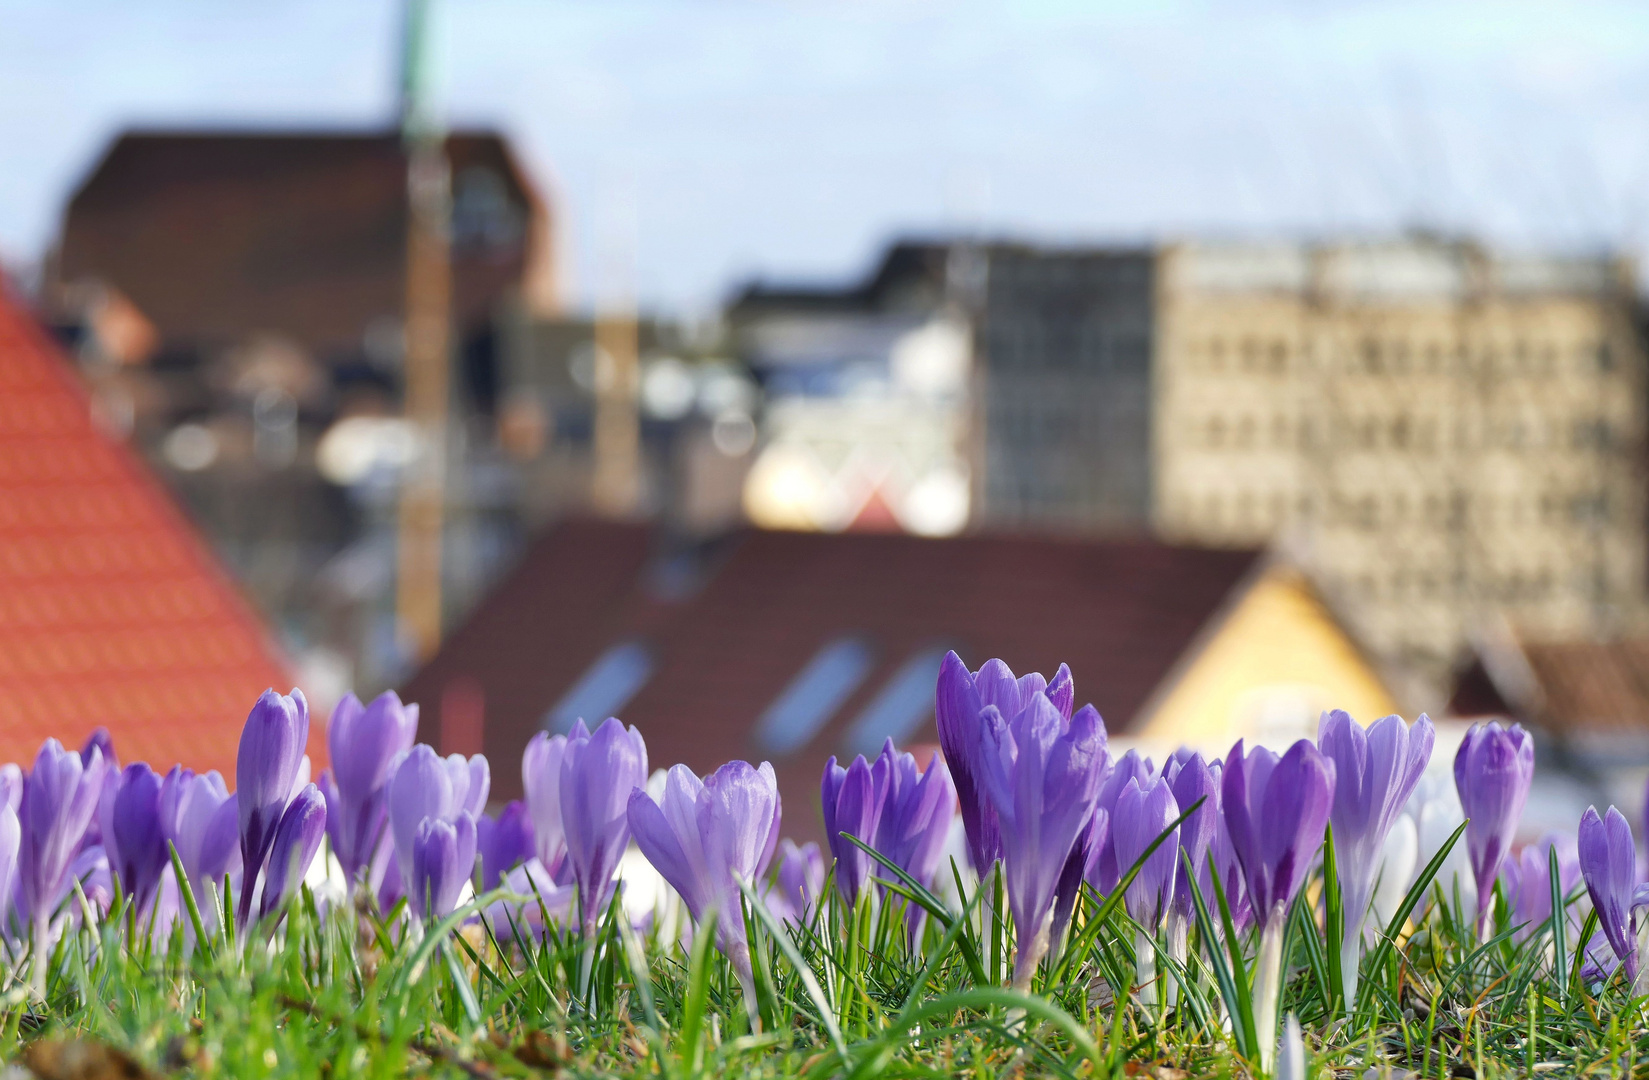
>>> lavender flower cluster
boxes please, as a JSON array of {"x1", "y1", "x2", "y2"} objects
[{"x1": 2, "y1": 646, "x2": 1646, "y2": 1061}]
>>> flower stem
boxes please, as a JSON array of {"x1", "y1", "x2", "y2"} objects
[
  {"x1": 1253, "y1": 906, "x2": 1287, "y2": 1074},
  {"x1": 1010, "y1": 907, "x2": 1052, "y2": 994},
  {"x1": 1135, "y1": 929, "x2": 1158, "y2": 1012}
]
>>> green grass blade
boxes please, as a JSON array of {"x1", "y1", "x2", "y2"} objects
[
  {"x1": 1323, "y1": 821, "x2": 1344, "y2": 1017},
  {"x1": 1356, "y1": 817, "x2": 1467, "y2": 1018}
]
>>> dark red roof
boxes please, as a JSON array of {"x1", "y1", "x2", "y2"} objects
[
  {"x1": 57, "y1": 129, "x2": 545, "y2": 355},
  {"x1": 402, "y1": 520, "x2": 1259, "y2": 843},
  {"x1": 0, "y1": 284, "x2": 310, "y2": 776}
]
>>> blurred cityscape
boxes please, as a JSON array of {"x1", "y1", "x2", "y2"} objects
[{"x1": 4, "y1": 1, "x2": 1649, "y2": 837}]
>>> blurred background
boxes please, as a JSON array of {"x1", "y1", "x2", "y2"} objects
[{"x1": 4, "y1": 0, "x2": 1649, "y2": 838}]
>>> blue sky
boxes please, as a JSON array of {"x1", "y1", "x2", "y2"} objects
[{"x1": 4, "y1": 0, "x2": 1649, "y2": 313}]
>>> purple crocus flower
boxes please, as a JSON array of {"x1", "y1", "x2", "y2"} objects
[
  {"x1": 977, "y1": 692, "x2": 1106, "y2": 991},
  {"x1": 259, "y1": 783, "x2": 327, "y2": 921},
  {"x1": 1317, "y1": 710, "x2": 1434, "y2": 1006},
  {"x1": 18, "y1": 739, "x2": 109, "y2": 986},
  {"x1": 820, "y1": 752, "x2": 889, "y2": 903},
  {"x1": 410, "y1": 812, "x2": 479, "y2": 922},
  {"x1": 0, "y1": 803, "x2": 18, "y2": 935},
  {"x1": 627, "y1": 760, "x2": 781, "y2": 997},
  {"x1": 560, "y1": 718, "x2": 648, "y2": 935},
  {"x1": 388, "y1": 745, "x2": 466, "y2": 888},
  {"x1": 160, "y1": 767, "x2": 241, "y2": 895},
  {"x1": 935, "y1": 652, "x2": 1074, "y2": 875},
  {"x1": 1087, "y1": 750, "x2": 1155, "y2": 895},
  {"x1": 1453, "y1": 721, "x2": 1535, "y2": 941},
  {"x1": 478, "y1": 801, "x2": 535, "y2": 891},
  {"x1": 446, "y1": 753, "x2": 491, "y2": 818},
  {"x1": 1578, "y1": 805, "x2": 1649, "y2": 994},
  {"x1": 1114, "y1": 777, "x2": 1180, "y2": 929},
  {"x1": 768, "y1": 839, "x2": 825, "y2": 925},
  {"x1": 1164, "y1": 752, "x2": 1218, "y2": 923},
  {"x1": 1501, "y1": 833, "x2": 1580, "y2": 943},
  {"x1": 235, "y1": 689, "x2": 310, "y2": 929},
  {"x1": 103, "y1": 763, "x2": 168, "y2": 916},
  {"x1": 318, "y1": 691, "x2": 418, "y2": 888},
  {"x1": 1113, "y1": 776, "x2": 1180, "y2": 1007},
  {"x1": 522, "y1": 731, "x2": 569, "y2": 878},
  {"x1": 1222, "y1": 738, "x2": 1335, "y2": 1071},
  {"x1": 871, "y1": 740, "x2": 956, "y2": 936},
  {"x1": 1206, "y1": 760, "x2": 1252, "y2": 935}
]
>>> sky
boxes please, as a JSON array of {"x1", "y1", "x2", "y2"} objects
[{"x1": 4, "y1": 0, "x2": 1649, "y2": 314}]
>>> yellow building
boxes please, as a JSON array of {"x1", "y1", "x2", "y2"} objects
[
  {"x1": 1121, "y1": 560, "x2": 1402, "y2": 758},
  {"x1": 1153, "y1": 239, "x2": 1647, "y2": 694}
]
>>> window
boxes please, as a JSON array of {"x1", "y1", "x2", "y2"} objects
[
  {"x1": 542, "y1": 641, "x2": 652, "y2": 734},
  {"x1": 755, "y1": 637, "x2": 875, "y2": 755},
  {"x1": 841, "y1": 648, "x2": 949, "y2": 759}
]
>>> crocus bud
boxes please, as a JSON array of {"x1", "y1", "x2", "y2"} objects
[
  {"x1": 978, "y1": 694, "x2": 1107, "y2": 992},
  {"x1": 235, "y1": 689, "x2": 310, "y2": 926},
  {"x1": 410, "y1": 812, "x2": 478, "y2": 922},
  {"x1": 320, "y1": 691, "x2": 418, "y2": 886},
  {"x1": 628, "y1": 760, "x2": 781, "y2": 991},
  {"x1": 1317, "y1": 710, "x2": 1433, "y2": 1006},
  {"x1": 477, "y1": 801, "x2": 535, "y2": 891},
  {"x1": 770, "y1": 839, "x2": 825, "y2": 925},
  {"x1": 259, "y1": 784, "x2": 327, "y2": 921},
  {"x1": 1165, "y1": 751, "x2": 1219, "y2": 924},
  {"x1": 159, "y1": 766, "x2": 240, "y2": 925},
  {"x1": 1500, "y1": 833, "x2": 1579, "y2": 943},
  {"x1": 18, "y1": 738, "x2": 108, "y2": 990},
  {"x1": 105, "y1": 763, "x2": 168, "y2": 916},
  {"x1": 1578, "y1": 805, "x2": 1649, "y2": 994},
  {"x1": 1453, "y1": 721, "x2": 1534, "y2": 939},
  {"x1": 1114, "y1": 776, "x2": 1180, "y2": 931},
  {"x1": 560, "y1": 718, "x2": 648, "y2": 935},
  {"x1": 522, "y1": 732, "x2": 569, "y2": 877},
  {"x1": 19, "y1": 740, "x2": 108, "y2": 920},
  {"x1": 868, "y1": 740, "x2": 956, "y2": 937},
  {"x1": 1087, "y1": 749, "x2": 1154, "y2": 895},
  {"x1": 1222, "y1": 738, "x2": 1334, "y2": 1071},
  {"x1": 820, "y1": 753, "x2": 888, "y2": 903}
]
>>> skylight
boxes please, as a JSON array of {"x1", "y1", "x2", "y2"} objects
[
  {"x1": 841, "y1": 647, "x2": 948, "y2": 759},
  {"x1": 542, "y1": 640, "x2": 653, "y2": 734},
  {"x1": 755, "y1": 637, "x2": 875, "y2": 755}
]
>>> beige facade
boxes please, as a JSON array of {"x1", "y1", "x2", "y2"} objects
[{"x1": 1153, "y1": 239, "x2": 1646, "y2": 689}]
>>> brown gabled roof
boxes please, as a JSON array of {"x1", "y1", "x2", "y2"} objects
[
  {"x1": 1449, "y1": 632, "x2": 1649, "y2": 738},
  {"x1": 0, "y1": 282, "x2": 312, "y2": 776},
  {"x1": 402, "y1": 520, "x2": 1260, "y2": 841},
  {"x1": 57, "y1": 129, "x2": 545, "y2": 355}
]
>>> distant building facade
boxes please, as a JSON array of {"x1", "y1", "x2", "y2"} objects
[
  {"x1": 1152, "y1": 238, "x2": 1647, "y2": 681},
  {"x1": 729, "y1": 241, "x2": 1155, "y2": 536},
  {"x1": 975, "y1": 248, "x2": 1154, "y2": 530}
]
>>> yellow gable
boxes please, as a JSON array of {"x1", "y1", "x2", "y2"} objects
[{"x1": 1125, "y1": 562, "x2": 1401, "y2": 757}]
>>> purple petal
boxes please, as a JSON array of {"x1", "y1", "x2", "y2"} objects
[
  {"x1": 1114, "y1": 776, "x2": 1179, "y2": 929},
  {"x1": 109, "y1": 763, "x2": 167, "y2": 914},
  {"x1": 236, "y1": 689, "x2": 309, "y2": 888},
  {"x1": 388, "y1": 744, "x2": 455, "y2": 885},
  {"x1": 522, "y1": 732, "x2": 569, "y2": 875},
  {"x1": 259, "y1": 783, "x2": 327, "y2": 920},
  {"x1": 559, "y1": 718, "x2": 647, "y2": 933}
]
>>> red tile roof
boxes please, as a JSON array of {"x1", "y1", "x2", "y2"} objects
[
  {"x1": 0, "y1": 284, "x2": 310, "y2": 776},
  {"x1": 402, "y1": 519, "x2": 1260, "y2": 843}
]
